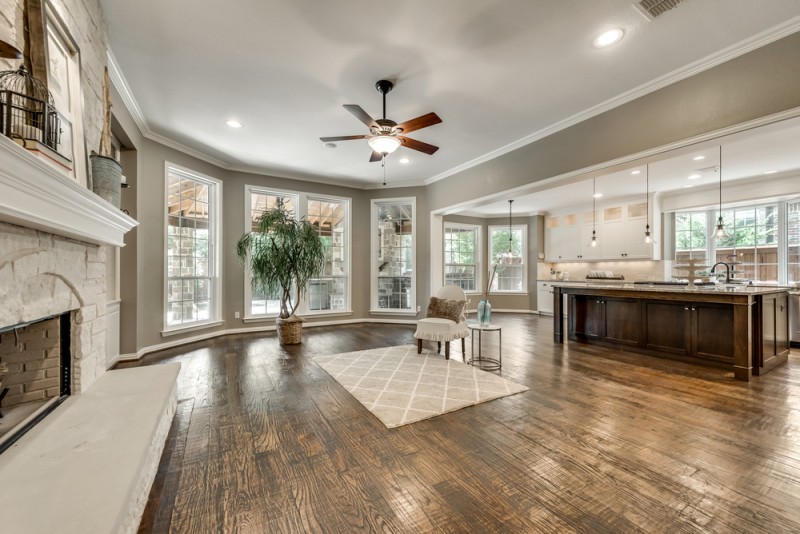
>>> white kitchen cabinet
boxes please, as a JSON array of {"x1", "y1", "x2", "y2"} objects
[
  {"x1": 537, "y1": 281, "x2": 553, "y2": 314},
  {"x1": 545, "y1": 202, "x2": 657, "y2": 262}
]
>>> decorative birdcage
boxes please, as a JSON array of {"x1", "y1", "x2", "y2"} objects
[{"x1": 0, "y1": 65, "x2": 61, "y2": 153}]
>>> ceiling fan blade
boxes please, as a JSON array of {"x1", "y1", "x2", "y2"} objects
[
  {"x1": 369, "y1": 150, "x2": 383, "y2": 162},
  {"x1": 344, "y1": 105, "x2": 378, "y2": 129},
  {"x1": 319, "y1": 135, "x2": 368, "y2": 142},
  {"x1": 398, "y1": 136, "x2": 439, "y2": 155},
  {"x1": 395, "y1": 112, "x2": 442, "y2": 135}
]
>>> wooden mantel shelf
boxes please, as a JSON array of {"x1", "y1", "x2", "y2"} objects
[{"x1": 0, "y1": 136, "x2": 137, "y2": 247}]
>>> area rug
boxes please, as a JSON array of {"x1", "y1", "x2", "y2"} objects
[{"x1": 314, "y1": 345, "x2": 528, "y2": 428}]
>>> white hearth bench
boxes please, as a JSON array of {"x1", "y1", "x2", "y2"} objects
[{"x1": 0, "y1": 363, "x2": 180, "y2": 534}]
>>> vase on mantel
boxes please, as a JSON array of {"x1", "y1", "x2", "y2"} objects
[{"x1": 477, "y1": 298, "x2": 492, "y2": 327}]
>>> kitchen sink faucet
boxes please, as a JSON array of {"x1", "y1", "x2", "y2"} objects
[{"x1": 710, "y1": 262, "x2": 732, "y2": 283}]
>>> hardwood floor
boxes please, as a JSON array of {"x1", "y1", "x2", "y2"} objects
[{"x1": 118, "y1": 314, "x2": 800, "y2": 533}]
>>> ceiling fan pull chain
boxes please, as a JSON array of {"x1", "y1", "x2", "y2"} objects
[{"x1": 382, "y1": 156, "x2": 387, "y2": 186}]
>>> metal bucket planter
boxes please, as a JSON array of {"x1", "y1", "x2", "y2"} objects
[{"x1": 90, "y1": 154, "x2": 122, "y2": 208}]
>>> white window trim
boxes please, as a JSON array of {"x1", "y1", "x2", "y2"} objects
[
  {"x1": 243, "y1": 185, "x2": 353, "y2": 319},
  {"x1": 370, "y1": 197, "x2": 417, "y2": 314},
  {"x1": 443, "y1": 222, "x2": 482, "y2": 294},
  {"x1": 488, "y1": 224, "x2": 527, "y2": 294},
  {"x1": 162, "y1": 162, "x2": 222, "y2": 334}
]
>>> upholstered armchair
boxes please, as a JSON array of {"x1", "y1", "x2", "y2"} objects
[{"x1": 414, "y1": 285, "x2": 468, "y2": 359}]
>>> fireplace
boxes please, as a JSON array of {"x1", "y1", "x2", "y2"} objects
[{"x1": 0, "y1": 313, "x2": 71, "y2": 452}]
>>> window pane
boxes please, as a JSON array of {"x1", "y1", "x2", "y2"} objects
[
  {"x1": 166, "y1": 168, "x2": 217, "y2": 327},
  {"x1": 444, "y1": 225, "x2": 479, "y2": 292},
  {"x1": 489, "y1": 226, "x2": 525, "y2": 292},
  {"x1": 308, "y1": 198, "x2": 349, "y2": 311}
]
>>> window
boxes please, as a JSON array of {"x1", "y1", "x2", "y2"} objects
[
  {"x1": 489, "y1": 225, "x2": 526, "y2": 292},
  {"x1": 246, "y1": 189, "x2": 299, "y2": 317},
  {"x1": 372, "y1": 199, "x2": 415, "y2": 312},
  {"x1": 674, "y1": 212, "x2": 708, "y2": 262},
  {"x1": 715, "y1": 205, "x2": 778, "y2": 282},
  {"x1": 444, "y1": 224, "x2": 480, "y2": 291},
  {"x1": 245, "y1": 187, "x2": 351, "y2": 318},
  {"x1": 165, "y1": 164, "x2": 221, "y2": 330},
  {"x1": 673, "y1": 203, "x2": 783, "y2": 283},
  {"x1": 788, "y1": 199, "x2": 800, "y2": 284},
  {"x1": 306, "y1": 197, "x2": 349, "y2": 312}
]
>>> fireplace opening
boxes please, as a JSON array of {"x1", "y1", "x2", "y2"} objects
[{"x1": 0, "y1": 313, "x2": 71, "y2": 453}]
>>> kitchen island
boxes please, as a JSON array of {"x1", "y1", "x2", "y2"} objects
[{"x1": 553, "y1": 283, "x2": 791, "y2": 381}]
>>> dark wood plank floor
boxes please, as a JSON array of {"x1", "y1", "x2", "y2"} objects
[{"x1": 118, "y1": 314, "x2": 800, "y2": 533}]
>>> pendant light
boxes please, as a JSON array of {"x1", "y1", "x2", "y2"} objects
[
  {"x1": 500, "y1": 200, "x2": 516, "y2": 264},
  {"x1": 589, "y1": 178, "x2": 598, "y2": 248},
  {"x1": 712, "y1": 145, "x2": 729, "y2": 240},
  {"x1": 641, "y1": 164, "x2": 657, "y2": 244}
]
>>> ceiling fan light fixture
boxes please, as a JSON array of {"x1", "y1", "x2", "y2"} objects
[{"x1": 368, "y1": 135, "x2": 401, "y2": 155}]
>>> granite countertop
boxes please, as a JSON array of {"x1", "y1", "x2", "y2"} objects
[{"x1": 550, "y1": 282, "x2": 792, "y2": 295}]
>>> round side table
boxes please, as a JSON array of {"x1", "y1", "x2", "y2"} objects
[{"x1": 467, "y1": 323, "x2": 502, "y2": 371}]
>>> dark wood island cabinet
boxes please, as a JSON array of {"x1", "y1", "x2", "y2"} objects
[{"x1": 553, "y1": 283, "x2": 791, "y2": 381}]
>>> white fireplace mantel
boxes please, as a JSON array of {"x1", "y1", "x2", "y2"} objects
[{"x1": 0, "y1": 136, "x2": 137, "y2": 247}]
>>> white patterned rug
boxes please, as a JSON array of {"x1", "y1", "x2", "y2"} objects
[{"x1": 314, "y1": 345, "x2": 528, "y2": 428}]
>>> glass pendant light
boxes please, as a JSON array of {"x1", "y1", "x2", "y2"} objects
[
  {"x1": 641, "y1": 164, "x2": 657, "y2": 244},
  {"x1": 589, "y1": 178, "x2": 598, "y2": 247},
  {"x1": 500, "y1": 200, "x2": 516, "y2": 264},
  {"x1": 712, "y1": 145, "x2": 729, "y2": 240}
]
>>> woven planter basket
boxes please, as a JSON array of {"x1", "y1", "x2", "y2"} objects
[{"x1": 276, "y1": 316, "x2": 303, "y2": 345}]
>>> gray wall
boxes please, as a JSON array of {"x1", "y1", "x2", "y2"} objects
[
  {"x1": 112, "y1": 30, "x2": 800, "y2": 354},
  {"x1": 426, "y1": 32, "x2": 800, "y2": 213}
]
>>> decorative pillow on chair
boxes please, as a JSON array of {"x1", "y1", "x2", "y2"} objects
[{"x1": 426, "y1": 296, "x2": 466, "y2": 323}]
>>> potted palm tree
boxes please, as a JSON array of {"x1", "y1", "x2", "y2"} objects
[{"x1": 236, "y1": 203, "x2": 326, "y2": 345}]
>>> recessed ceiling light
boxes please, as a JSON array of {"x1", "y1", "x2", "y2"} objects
[
  {"x1": 226, "y1": 120, "x2": 242, "y2": 128},
  {"x1": 687, "y1": 174, "x2": 701, "y2": 180},
  {"x1": 763, "y1": 169, "x2": 778, "y2": 174},
  {"x1": 683, "y1": 185, "x2": 694, "y2": 188},
  {"x1": 594, "y1": 29, "x2": 624, "y2": 48},
  {"x1": 593, "y1": 193, "x2": 603, "y2": 198},
  {"x1": 631, "y1": 170, "x2": 641, "y2": 175},
  {"x1": 693, "y1": 155, "x2": 705, "y2": 161},
  {"x1": 399, "y1": 157, "x2": 410, "y2": 164}
]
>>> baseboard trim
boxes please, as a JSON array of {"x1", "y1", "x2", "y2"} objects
[{"x1": 113, "y1": 317, "x2": 419, "y2": 364}]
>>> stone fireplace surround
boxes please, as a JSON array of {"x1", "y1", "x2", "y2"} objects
[{"x1": 0, "y1": 136, "x2": 179, "y2": 533}]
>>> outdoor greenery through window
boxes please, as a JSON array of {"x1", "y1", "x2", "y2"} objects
[
  {"x1": 715, "y1": 205, "x2": 778, "y2": 281},
  {"x1": 675, "y1": 212, "x2": 708, "y2": 262},
  {"x1": 246, "y1": 188, "x2": 350, "y2": 317},
  {"x1": 675, "y1": 202, "x2": 788, "y2": 283},
  {"x1": 444, "y1": 224, "x2": 479, "y2": 291},
  {"x1": 489, "y1": 225, "x2": 525, "y2": 292},
  {"x1": 166, "y1": 165, "x2": 219, "y2": 328}
]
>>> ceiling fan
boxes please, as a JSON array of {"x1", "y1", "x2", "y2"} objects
[{"x1": 320, "y1": 80, "x2": 442, "y2": 162}]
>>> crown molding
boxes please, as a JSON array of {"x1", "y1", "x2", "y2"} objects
[{"x1": 424, "y1": 16, "x2": 800, "y2": 186}]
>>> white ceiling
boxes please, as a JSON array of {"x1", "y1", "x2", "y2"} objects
[
  {"x1": 103, "y1": 0, "x2": 800, "y2": 188},
  {"x1": 462, "y1": 115, "x2": 800, "y2": 216}
]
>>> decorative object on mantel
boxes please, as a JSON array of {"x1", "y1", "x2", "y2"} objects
[
  {"x1": 641, "y1": 164, "x2": 657, "y2": 245},
  {"x1": 673, "y1": 257, "x2": 710, "y2": 289},
  {"x1": 90, "y1": 67, "x2": 122, "y2": 208},
  {"x1": 236, "y1": 201, "x2": 326, "y2": 345},
  {"x1": 711, "y1": 145, "x2": 729, "y2": 241},
  {"x1": 0, "y1": 65, "x2": 65, "y2": 161}
]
